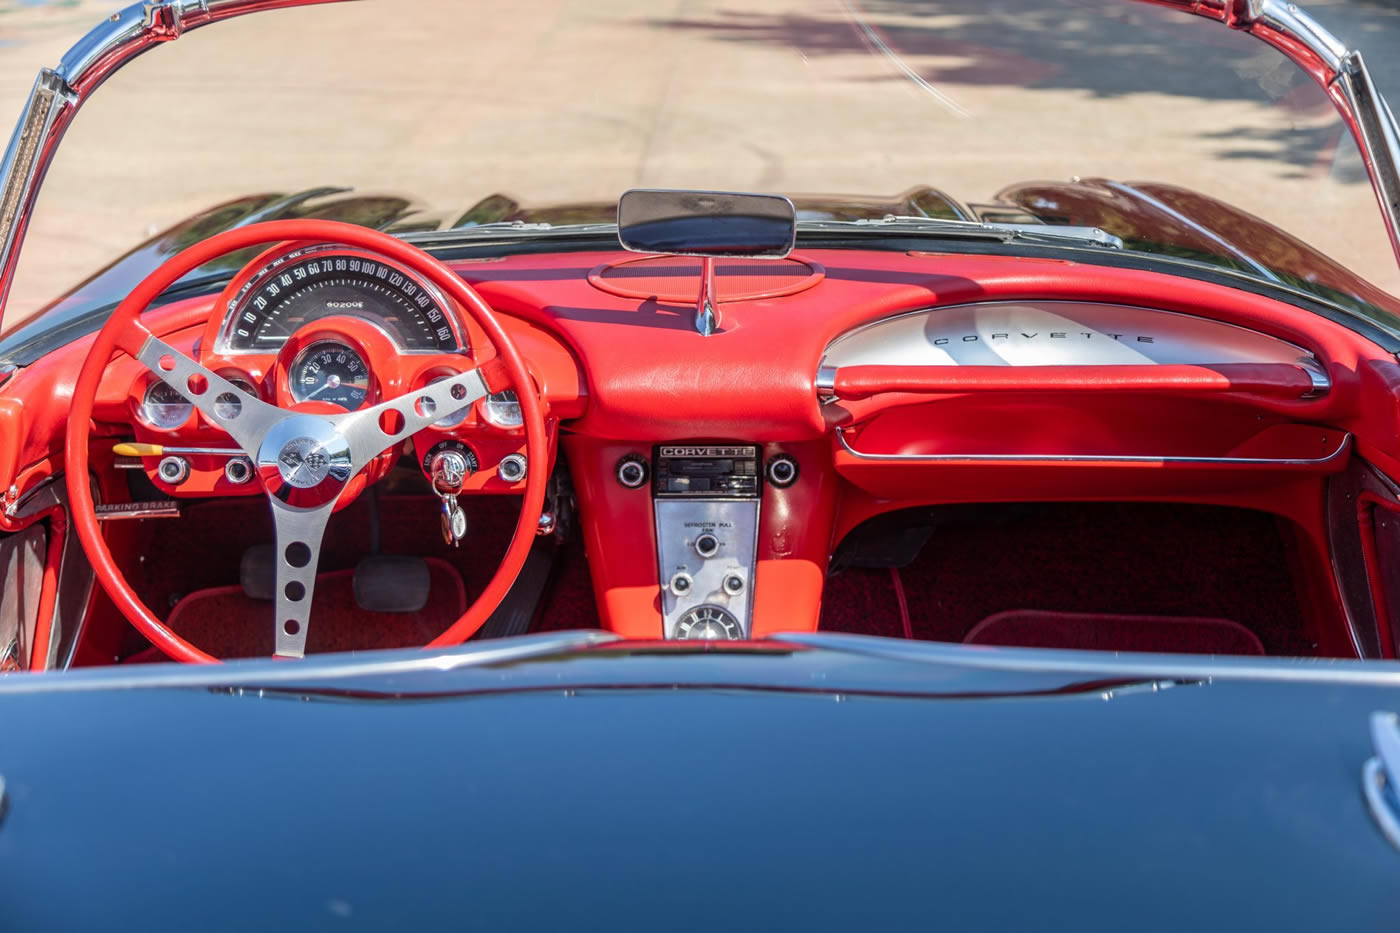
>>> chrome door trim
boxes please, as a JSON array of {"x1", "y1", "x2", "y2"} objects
[{"x1": 835, "y1": 425, "x2": 1353, "y2": 467}]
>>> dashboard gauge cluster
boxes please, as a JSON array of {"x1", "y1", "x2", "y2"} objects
[
  {"x1": 219, "y1": 246, "x2": 462, "y2": 354},
  {"x1": 127, "y1": 239, "x2": 554, "y2": 502}
]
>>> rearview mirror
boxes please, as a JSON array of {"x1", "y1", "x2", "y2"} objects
[
  {"x1": 617, "y1": 189, "x2": 796, "y2": 259},
  {"x1": 616, "y1": 189, "x2": 797, "y2": 336}
]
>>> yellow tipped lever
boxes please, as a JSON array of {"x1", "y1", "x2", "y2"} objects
[
  {"x1": 112, "y1": 443, "x2": 239, "y2": 458},
  {"x1": 113, "y1": 442, "x2": 163, "y2": 457}
]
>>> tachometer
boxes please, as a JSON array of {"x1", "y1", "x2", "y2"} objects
[
  {"x1": 289, "y1": 341, "x2": 370, "y2": 411},
  {"x1": 221, "y1": 247, "x2": 459, "y2": 353}
]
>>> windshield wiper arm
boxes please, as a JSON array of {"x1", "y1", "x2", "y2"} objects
[{"x1": 798, "y1": 216, "x2": 1124, "y2": 249}]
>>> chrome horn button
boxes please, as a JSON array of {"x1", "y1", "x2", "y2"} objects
[
  {"x1": 277, "y1": 435, "x2": 336, "y2": 488},
  {"x1": 256, "y1": 415, "x2": 352, "y2": 508}
]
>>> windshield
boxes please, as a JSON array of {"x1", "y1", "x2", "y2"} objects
[{"x1": 4, "y1": 0, "x2": 1399, "y2": 340}]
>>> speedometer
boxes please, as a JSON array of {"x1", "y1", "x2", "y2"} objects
[{"x1": 221, "y1": 247, "x2": 459, "y2": 353}]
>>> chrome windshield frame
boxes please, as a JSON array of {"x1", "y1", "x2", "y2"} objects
[
  {"x1": 0, "y1": 0, "x2": 351, "y2": 323},
  {"x1": 1148, "y1": 0, "x2": 1400, "y2": 268},
  {"x1": 0, "y1": 0, "x2": 1397, "y2": 330}
]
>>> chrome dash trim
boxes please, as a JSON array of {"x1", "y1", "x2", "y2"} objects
[
  {"x1": 835, "y1": 426, "x2": 1352, "y2": 467},
  {"x1": 1295, "y1": 355, "x2": 1331, "y2": 397}
]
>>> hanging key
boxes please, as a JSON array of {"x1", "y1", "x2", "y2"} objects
[{"x1": 429, "y1": 449, "x2": 470, "y2": 547}]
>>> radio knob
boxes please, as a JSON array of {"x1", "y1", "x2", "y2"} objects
[
  {"x1": 616, "y1": 455, "x2": 649, "y2": 489},
  {"x1": 668, "y1": 571, "x2": 694, "y2": 597},
  {"x1": 766, "y1": 454, "x2": 798, "y2": 488},
  {"x1": 694, "y1": 533, "x2": 720, "y2": 559}
]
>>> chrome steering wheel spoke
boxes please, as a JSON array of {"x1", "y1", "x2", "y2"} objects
[
  {"x1": 134, "y1": 333, "x2": 286, "y2": 452},
  {"x1": 331, "y1": 367, "x2": 490, "y2": 473},
  {"x1": 269, "y1": 498, "x2": 334, "y2": 659},
  {"x1": 133, "y1": 337, "x2": 493, "y2": 660}
]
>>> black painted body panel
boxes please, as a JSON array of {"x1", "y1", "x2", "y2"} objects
[{"x1": 0, "y1": 634, "x2": 1395, "y2": 930}]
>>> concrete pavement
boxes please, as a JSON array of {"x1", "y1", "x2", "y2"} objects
[{"x1": 0, "y1": 0, "x2": 1398, "y2": 326}]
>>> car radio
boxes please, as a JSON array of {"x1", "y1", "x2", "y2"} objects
[
  {"x1": 652, "y1": 445, "x2": 760, "y2": 498},
  {"x1": 651, "y1": 444, "x2": 761, "y2": 640}
]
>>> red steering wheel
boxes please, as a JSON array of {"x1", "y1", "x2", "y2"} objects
[{"x1": 65, "y1": 220, "x2": 548, "y2": 663}]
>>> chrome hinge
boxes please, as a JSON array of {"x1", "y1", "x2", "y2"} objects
[{"x1": 1363, "y1": 711, "x2": 1400, "y2": 851}]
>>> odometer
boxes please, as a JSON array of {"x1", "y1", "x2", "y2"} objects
[{"x1": 222, "y1": 248, "x2": 458, "y2": 353}]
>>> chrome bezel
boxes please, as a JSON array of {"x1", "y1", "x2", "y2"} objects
[
  {"x1": 139, "y1": 379, "x2": 194, "y2": 430},
  {"x1": 215, "y1": 244, "x2": 466, "y2": 356},
  {"x1": 481, "y1": 389, "x2": 523, "y2": 430}
]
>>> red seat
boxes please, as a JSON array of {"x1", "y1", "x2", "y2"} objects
[{"x1": 963, "y1": 609, "x2": 1265, "y2": 656}]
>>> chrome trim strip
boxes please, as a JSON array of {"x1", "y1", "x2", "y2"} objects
[
  {"x1": 1252, "y1": 0, "x2": 1347, "y2": 73},
  {"x1": 834, "y1": 425, "x2": 1352, "y2": 467},
  {"x1": 1295, "y1": 355, "x2": 1331, "y2": 397},
  {"x1": 0, "y1": 630, "x2": 621, "y2": 694},
  {"x1": 1337, "y1": 52, "x2": 1400, "y2": 267},
  {"x1": 1099, "y1": 181, "x2": 1284, "y2": 284},
  {"x1": 769, "y1": 631, "x2": 1400, "y2": 685}
]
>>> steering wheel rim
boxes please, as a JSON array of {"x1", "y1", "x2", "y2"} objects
[{"x1": 65, "y1": 219, "x2": 549, "y2": 664}]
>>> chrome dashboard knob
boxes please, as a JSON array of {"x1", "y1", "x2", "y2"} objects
[
  {"x1": 157, "y1": 455, "x2": 190, "y2": 486},
  {"x1": 616, "y1": 455, "x2": 649, "y2": 489}
]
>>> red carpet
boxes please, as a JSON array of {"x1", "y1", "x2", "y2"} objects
[
  {"x1": 129, "y1": 558, "x2": 465, "y2": 660},
  {"x1": 819, "y1": 503, "x2": 1309, "y2": 655},
  {"x1": 963, "y1": 609, "x2": 1265, "y2": 655}
]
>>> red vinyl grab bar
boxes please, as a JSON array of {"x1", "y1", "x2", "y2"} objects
[{"x1": 823, "y1": 362, "x2": 1325, "y2": 401}]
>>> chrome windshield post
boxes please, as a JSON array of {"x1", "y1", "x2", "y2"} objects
[
  {"x1": 1150, "y1": 0, "x2": 1400, "y2": 271},
  {"x1": 0, "y1": 0, "x2": 351, "y2": 326}
]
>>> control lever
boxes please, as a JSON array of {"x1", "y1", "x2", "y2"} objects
[{"x1": 430, "y1": 450, "x2": 469, "y2": 547}]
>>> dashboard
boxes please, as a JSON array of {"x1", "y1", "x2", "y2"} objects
[{"x1": 20, "y1": 239, "x2": 1390, "y2": 645}]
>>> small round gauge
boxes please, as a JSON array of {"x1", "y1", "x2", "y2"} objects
[
  {"x1": 289, "y1": 341, "x2": 370, "y2": 411},
  {"x1": 482, "y1": 389, "x2": 523, "y2": 429},
  {"x1": 214, "y1": 373, "x2": 259, "y2": 421},
  {"x1": 674, "y1": 605, "x2": 742, "y2": 641},
  {"x1": 427, "y1": 375, "x2": 470, "y2": 430},
  {"x1": 141, "y1": 381, "x2": 193, "y2": 429}
]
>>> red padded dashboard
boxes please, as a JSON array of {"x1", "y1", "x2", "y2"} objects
[{"x1": 3, "y1": 245, "x2": 1399, "y2": 648}]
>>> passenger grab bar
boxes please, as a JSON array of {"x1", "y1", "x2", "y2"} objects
[
  {"x1": 834, "y1": 426, "x2": 1352, "y2": 467},
  {"x1": 818, "y1": 361, "x2": 1328, "y2": 401}
]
